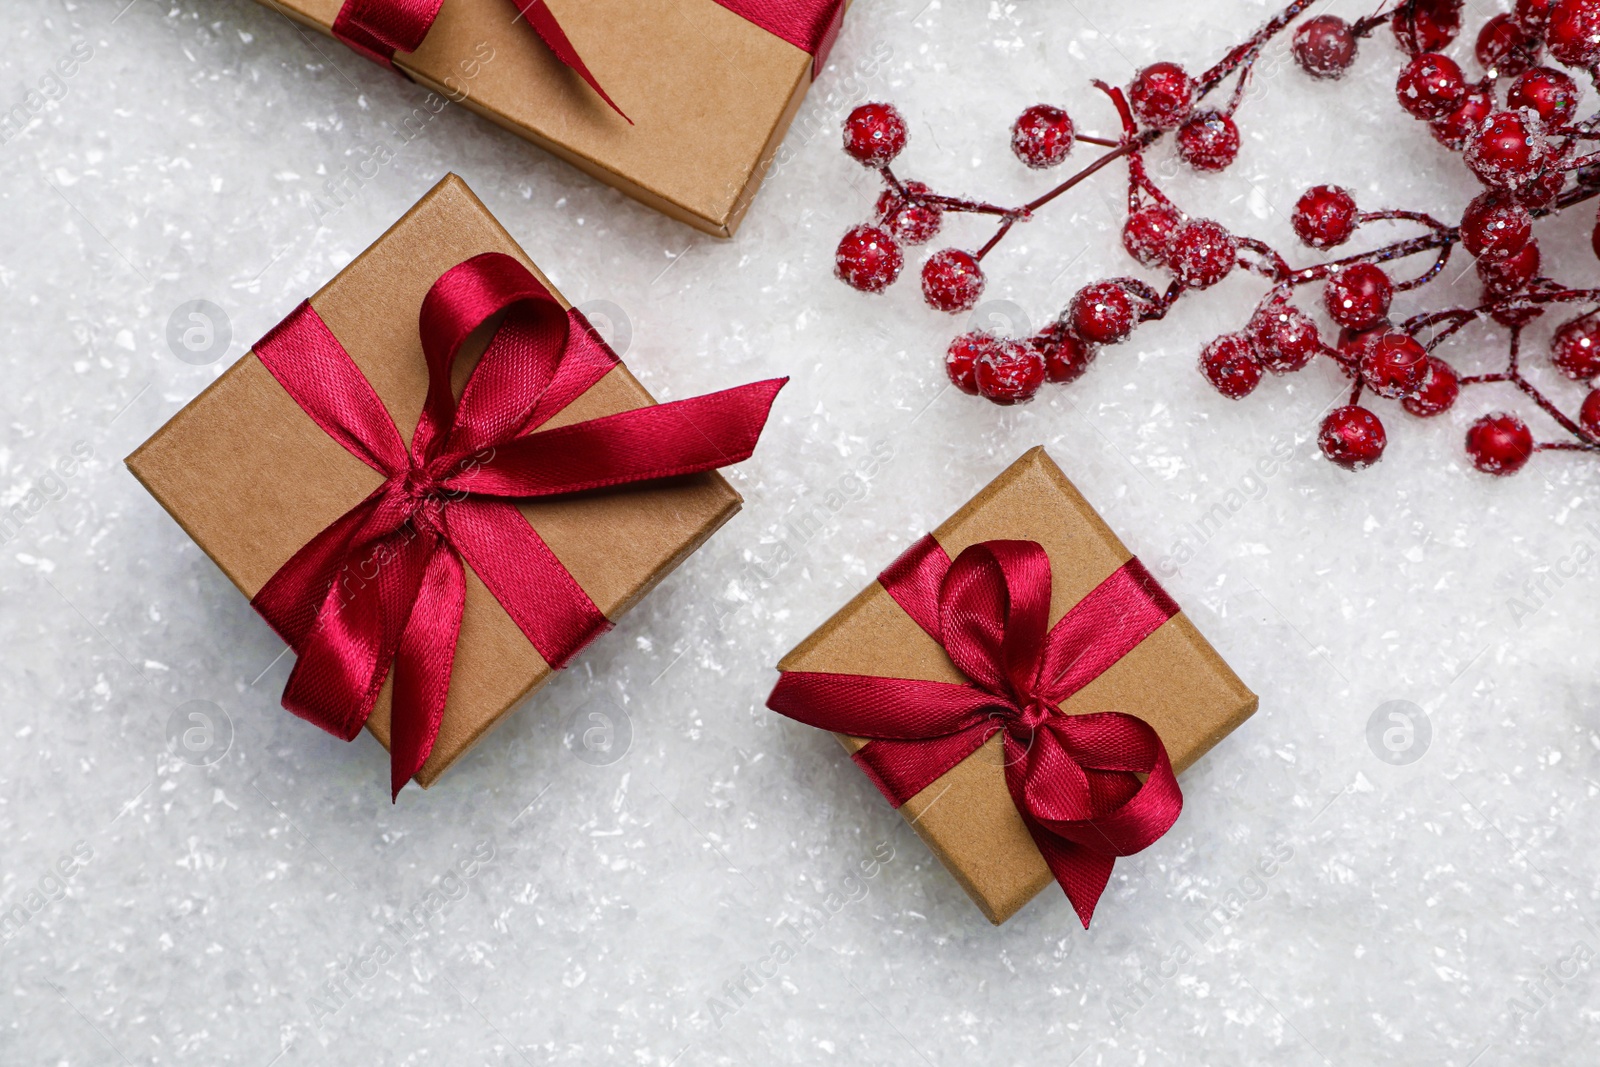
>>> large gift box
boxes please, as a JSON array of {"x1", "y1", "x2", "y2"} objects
[
  {"x1": 266, "y1": 0, "x2": 848, "y2": 236},
  {"x1": 128, "y1": 174, "x2": 782, "y2": 794},
  {"x1": 769, "y1": 448, "x2": 1257, "y2": 925}
]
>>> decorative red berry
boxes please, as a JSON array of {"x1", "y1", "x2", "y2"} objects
[
  {"x1": 1396, "y1": 53, "x2": 1468, "y2": 120},
  {"x1": 1324, "y1": 263, "x2": 1394, "y2": 331},
  {"x1": 921, "y1": 249, "x2": 985, "y2": 313},
  {"x1": 1175, "y1": 111, "x2": 1241, "y2": 172},
  {"x1": 1581, "y1": 389, "x2": 1600, "y2": 439},
  {"x1": 1294, "y1": 16, "x2": 1359, "y2": 79},
  {"x1": 1507, "y1": 67, "x2": 1580, "y2": 125},
  {"x1": 1552, "y1": 315, "x2": 1600, "y2": 380},
  {"x1": 1460, "y1": 192, "x2": 1533, "y2": 260},
  {"x1": 1514, "y1": 0, "x2": 1558, "y2": 36},
  {"x1": 974, "y1": 338, "x2": 1046, "y2": 404},
  {"x1": 1465, "y1": 110, "x2": 1552, "y2": 192},
  {"x1": 1166, "y1": 218, "x2": 1238, "y2": 289},
  {"x1": 1033, "y1": 321, "x2": 1098, "y2": 384},
  {"x1": 1199, "y1": 333, "x2": 1264, "y2": 399},
  {"x1": 876, "y1": 181, "x2": 942, "y2": 245},
  {"x1": 1070, "y1": 281, "x2": 1137, "y2": 345},
  {"x1": 1547, "y1": 0, "x2": 1600, "y2": 68},
  {"x1": 1122, "y1": 203, "x2": 1183, "y2": 267},
  {"x1": 1430, "y1": 87, "x2": 1495, "y2": 150},
  {"x1": 843, "y1": 103, "x2": 908, "y2": 168},
  {"x1": 1465, "y1": 413, "x2": 1535, "y2": 475},
  {"x1": 1478, "y1": 239, "x2": 1542, "y2": 297},
  {"x1": 1403, "y1": 356, "x2": 1461, "y2": 417},
  {"x1": 1011, "y1": 105, "x2": 1075, "y2": 169},
  {"x1": 1394, "y1": 0, "x2": 1464, "y2": 53},
  {"x1": 945, "y1": 331, "x2": 994, "y2": 394},
  {"x1": 1476, "y1": 14, "x2": 1540, "y2": 78},
  {"x1": 835, "y1": 225, "x2": 903, "y2": 292},
  {"x1": 1292, "y1": 185, "x2": 1359, "y2": 249},
  {"x1": 1319, "y1": 406, "x2": 1387, "y2": 470},
  {"x1": 1247, "y1": 302, "x2": 1321, "y2": 373},
  {"x1": 1360, "y1": 332, "x2": 1430, "y2": 398},
  {"x1": 1128, "y1": 62, "x2": 1196, "y2": 130}
]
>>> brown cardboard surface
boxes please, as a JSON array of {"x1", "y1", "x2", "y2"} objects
[
  {"x1": 127, "y1": 174, "x2": 741, "y2": 787},
  {"x1": 776, "y1": 448, "x2": 1257, "y2": 924},
  {"x1": 262, "y1": 0, "x2": 815, "y2": 236}
]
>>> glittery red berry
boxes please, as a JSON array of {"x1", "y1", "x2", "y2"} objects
[
  {"x1": 1199, "y1": 333, "x2": 1264, "y2": 399},
  {"x1": 843, "y1": 103, "x2": 908, "y2": 168},
  {"x1": 1294, "y1": 16, "x2": 1359, "y2": 79},
  {"x1": 1396, "y1": 52, "x2": 1468, "y2": 120},
  {"x1": 1507, "y1": 67, "x2": 1580, "y2": 125},
  {"x1": 1478, "y1": 239, "x2": 1542, "y2": 297},
  {"x1": 945, "y1": 331, "x2": 996, "y2": 395},
  {"x1": 1324, "y1": 263, "x2": 1394, "y2": 331},
  {"x1": 1175, "y1": 111, "x2": 1240, "y2": 172},
  {"x1": 1465, "y1": 110, "x2": 1552, "y2": 193},
  {"x1": 1166, "y1": 218, "x2": 1237, "y2": 290},
  {"x1": 1460, "y1": 192, "x2": 1533, "y2": 260},
  {"x1": 921, "y1": 249, "x2": 985, "y2": 312},
  {"x1": 1394, "y1": 0, "x2": 1464, "y2": 53},
  {"x1": 1547, "y1": 0, "x2": 1600, "y2": 68},
  {"x1": 1403, "y1": 356, "x2": 1461, "y2": 417},
  {"x1": 1033, "y1": 320, "x2": 1098, "y2": 384},
  {"x1": 1552, "y1": 315, "x2": 1600, "y2": 380},
  {"x1": 1360, "y1": 332, "x2": 1430, "y2": 399},
  {"x1": 876, "y1": 181, "x2": 942, "y2": 245},
  {"x1": 1292, "y1": 185, "x2": 1359, "y2": 249},
  {"x1": 1070, "y1": 281, "x2": 1137, "y2": 345},
  {"x1": 1430, "y1": 87, "x2": 1494, "y2": 150},
  {"x1": 1581, "y1": 389, "x2": 1600, "y2": 439},
  {"x1": 1011, "y1": 104, "x2": 1075, "y2": 169},
  {"x1": 1128, "y1": 62, "x2": 1196, "y2": 130},
  {"x1": 835, "y1": 225, "x2": 903, "y2": 292},
  {"x1": 1514, "y1": 0, "x2": 1557, "y2": 36},
  {"x1": 1476, "y1": 14, "x2": 1539, "y2": 78},
  {"x1": 1466, "y1": 413, "x2": 1535, "y2": 475},
  {"x1": 1247, "y1": 301, "x2": 1321, "y2": 373},
  {"x1": 1337, "y1": 322, "x2": 1393, "y2": 369},
  {"x1": 1122, "y1": 203, "x2": 1183, "y2": 267},
  {"x1": 974, "y1": 337, "x2": 1047, "y2": 404},
  {"x1": 1319, "y1": 405, "x2": 1387, "y2": 470}
]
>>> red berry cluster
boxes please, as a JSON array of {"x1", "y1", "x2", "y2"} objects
[{"x1": 832, "y1": 0, "x2": 1600, "y2": 475}]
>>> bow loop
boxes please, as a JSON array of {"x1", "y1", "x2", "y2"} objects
[{"x1": 937, "y1": 540, "x2": 1052, "y2": 709}]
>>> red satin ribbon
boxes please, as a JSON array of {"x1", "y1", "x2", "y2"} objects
[
  {"x1": 251, "y1": 251, "x2": 785, "y2": 798},
  {"x1": 767, "y1": 536, "x2": 1184, "y2": 927}
]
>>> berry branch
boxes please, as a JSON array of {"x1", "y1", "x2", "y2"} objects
[{"x1": 833, "y1": 0, "x2": 1600, "y2": 476}]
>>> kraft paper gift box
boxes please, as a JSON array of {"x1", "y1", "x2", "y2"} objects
[{"x1": 127, "y1": 174, "x2": 745, "y2": 787}]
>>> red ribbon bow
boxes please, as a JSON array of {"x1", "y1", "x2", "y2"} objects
[
  {"x1": 767, "y1": 536, "x2": 1184, "y2": 927},
  {"x1": 333, "y1": 0, "x2": 847, "y2": 120},
  {"x1": 252, "y1": 251, "x2": 785, "y2": 798}
]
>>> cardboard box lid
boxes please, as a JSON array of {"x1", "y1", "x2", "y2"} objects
[{"x1": 127, "y1": 174, "x2": 741, "y2": 786}]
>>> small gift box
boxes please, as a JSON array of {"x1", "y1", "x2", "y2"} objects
[
  {"x1": 768, "y1": 448, "x2": 1256, "y2": 925},
  {"x1": 128, "y1": 174, "x2": 783, "y2": 795},
  {"x1": 266, "y1": 0, "x2": 848, "y2": 236}
]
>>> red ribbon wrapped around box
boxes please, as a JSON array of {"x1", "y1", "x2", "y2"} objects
[
  {"x1": 333, "y1": 0, "x2": 847, "y2": 111},
  {"x1": 252, "y1": 250, "x2": 784, "y2": 798},
  {"x1": 767, "y1": 536, "x2": 1184, "y2": 927}
]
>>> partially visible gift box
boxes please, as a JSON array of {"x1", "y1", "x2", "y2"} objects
[
  {"x1": 769, "y1": 448, "x2": 1257, "y2": 925},
  {"x1": 265, "y1": 0, "x2": 848, "y2": 236},
  {"x1": 128, "y1": 174, "x2": 783, "y2": 794}
]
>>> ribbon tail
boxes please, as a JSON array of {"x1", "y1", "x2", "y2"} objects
[
  {"x1": 1028, "y1": 821, "x2": 1116, "y2": 929},
  {"x1": 388, "y1": 544, "x2": 466, "y2": 800},
  {"x1": 515, "y1": 0, "x2": 633, "y2": 123}
]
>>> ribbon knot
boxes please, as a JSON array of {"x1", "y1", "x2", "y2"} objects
[
  {"x1": 768, "y1": 535, "x2": 1185, "y2": 927},
  {"x1": 251, "y1": 251, "x2": 784, "y2": 798}
]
